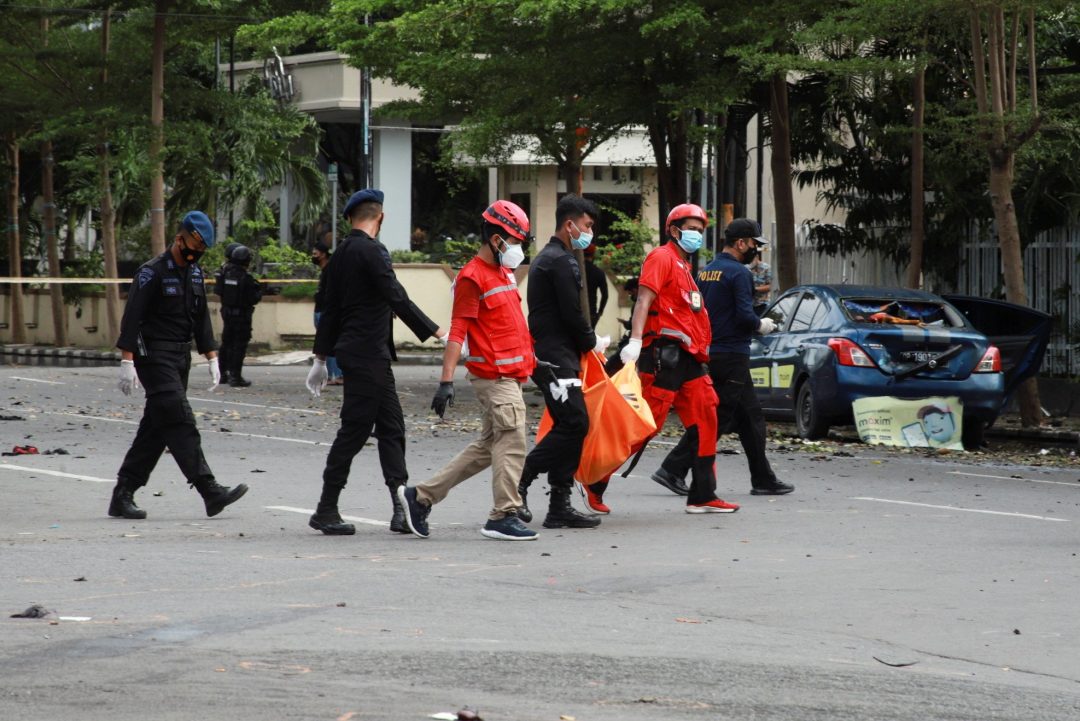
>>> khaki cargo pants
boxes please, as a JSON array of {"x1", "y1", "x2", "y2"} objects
[{"x1": 416, "y1": 374, "x2": 527, "y2": 520}]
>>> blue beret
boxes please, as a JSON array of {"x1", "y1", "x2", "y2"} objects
[
  {"x1": 343, "y1": 188, "x2": 385, "y2": 219},
  {"x1": 181, "y1": 210, "x2": 216, "y2": 248}
]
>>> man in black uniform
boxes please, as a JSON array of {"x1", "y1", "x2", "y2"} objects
[
  {"x1": 109, "y1": 210, "x2": 249, "y2": 520},
  {"x1": 651, "y1": 218, "x2": 794, "y2": 497},
  {"x1": 583, "y1": 243, "x2": 608, "y2": 327},
  {"x1": 517, "y1": 194, "x2": 609, "y2": 530},
  {"x1": 305, "y1": 189, "x2": 447, "y2": 536},
  {"x1": 311, "y1": 241, "x2": 343, "y2": 384},
  {"x1": 214, "y1": 244, "x2": 263, "y2": 387}
]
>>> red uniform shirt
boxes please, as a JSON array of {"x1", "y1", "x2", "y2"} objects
[
  {"x1": 638, "y1": 242, "x2": 712, "y2": 361},
  {"x1": 449, "y1": 256, "x2": 535, "y2": 380}
]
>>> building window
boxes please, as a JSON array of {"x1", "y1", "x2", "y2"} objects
[
  {"x1": 629, "y1": 167, "x2": 640, "y2": 181},
  {"x1": 593, "y1": 167, "x2": 604, "y2": 181}
]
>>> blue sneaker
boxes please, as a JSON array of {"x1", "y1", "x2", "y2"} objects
[
  {"x1": 480, "y1": 514, "x2": 538, "y2": 541},
  {"x1": 397, "y1": 485, "x2": 430, "y2": 538}
]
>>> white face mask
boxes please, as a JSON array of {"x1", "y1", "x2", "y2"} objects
[{"x1": 499, "y1": 240, "x2": 526, "y2": 269}]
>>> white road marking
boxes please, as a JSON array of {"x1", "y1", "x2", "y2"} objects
[
  {"x1": 3, "y1": 407, "x2": 330, "y2": 446},
  {"x1": 851, "y1": 496, "x2": 1069, "y2": 522},
  {"x1": 947, "y1": 470, "x2": 1080, "y2": 488},
  {"x1": 188, "y1": 396, "x2": 325, "y2": 415},
  {"x1": 265, "y1": 505, "x2": 389, "y2": 527},
  {"x1": 8, "y1": 376, "x2": 65, "y2": 385},
  {"x1": 0, "y1": 463, "x2": 114, "y2": 483}
]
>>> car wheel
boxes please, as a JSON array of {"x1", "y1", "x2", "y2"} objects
[{"x1": 795, "y1": 381, "x2": 830, "y2": 440}]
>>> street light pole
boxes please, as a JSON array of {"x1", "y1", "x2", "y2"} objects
[{"x1": 328, "y1": 163, "x2": 339, "y2": 250}]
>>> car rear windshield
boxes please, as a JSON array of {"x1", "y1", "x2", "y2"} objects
[{"x1": 840, "y1": 298, "x2": 963, "y2": 328}]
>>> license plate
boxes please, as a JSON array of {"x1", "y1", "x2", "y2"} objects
[{"x1": 900, "y1": 350, "x2": 942, "y2": 363}]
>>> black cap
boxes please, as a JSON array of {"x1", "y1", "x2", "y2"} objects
[{"x1": 724, "y1": 218, "x2": 768, "y2": 245}]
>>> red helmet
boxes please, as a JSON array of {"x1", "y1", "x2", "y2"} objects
[
  {"x1": 482, "y1": 200, "x2": 531, "y2": 241},
  {"x1": 666, "y1": 203, "x2": 709, "y2": 230}
]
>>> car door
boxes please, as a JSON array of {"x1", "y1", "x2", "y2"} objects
[
  {"x1": 941, "y1": 295, "x2": 1052, "y2": 400},
  {"x1": 751, "y1": 291, "x2": 800, "y2": 410},
  {"x1": 770, "y1": 291, "x2": 827, "y2": 409}
]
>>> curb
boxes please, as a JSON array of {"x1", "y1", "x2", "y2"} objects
[
  {"x1": 985, "y1": 426, "x2": 1080, "y2": 445},
  {"x1": 1, "y1": 344, "x2": 121, "y2": 362},
  {"x1": 2, "y1": 344, "x2": 443, "y2": 366}
]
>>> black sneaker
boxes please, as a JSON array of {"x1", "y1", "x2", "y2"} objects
[
  {"x1": 750, "y1": 481, "x2": 795, "y2": 496},
  {"x1": 480, "y1": 515, "x2": 538, "y2": 541},
  {"x1": 396, "y1": 485, "x2": 430, "y2": 538},
  {"x1": 229, "y1": 377, "x2": 252, "y2": 388},
  {"x1": 651, "y1": 468, "x2": 690, "y2": 496}
]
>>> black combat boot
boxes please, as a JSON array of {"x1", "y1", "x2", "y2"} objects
[
  {"x1": 309, "y1": 484, "x2": 355, "y2": 535},
  {"x1": 389, "y1": 485, "x2": 409, "y2": 533},
  {"x1": 193, "y1": 478, "x2": 249, "y2": 517},
  {"x1": 108, "y1": 480, "x2": 147, "y2": 520},
  {"x1": 517, "y1": 464, "x2": 538, "y2": 523},
  {"x1": 543, "y1": 486, "x2": 601, "y2": 529},
  {"x1": 229, "y1": 376, "x2": 252, "y2": 388}
]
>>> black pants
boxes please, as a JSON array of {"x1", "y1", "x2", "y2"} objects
[
  {"x1": 118, "y1": 350, "x2": 214, "y2": 488},
  {"x1": 321, "y1": 359, "x2": 407, "y2": 492},
  {"x1": 525, "y1": 366, "x2": 588, "y2": 490},
  {"x1": 660, "y1": 352, "x2": 776, "y2": 489},
  {"x1": 220, "y1": 309, "x2": 253, "y2": 379}
]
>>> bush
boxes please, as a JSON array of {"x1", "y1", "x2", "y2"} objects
[
  {"x1": 596, "y1": 207, "x2": 653, "y2": 277},
  {"x1": 390, "y1": 250, "x2": 428, "y2": 264},
  {"x1": 257, "y1": 243, "x2": 313, "y2": 278},
  {"x1": 280, "y1": 281, "x2": 317, "y2": 299}
]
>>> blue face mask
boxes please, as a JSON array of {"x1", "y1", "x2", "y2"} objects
[
  {"x1": 677, "y1": 229, "x2": 703, "y2": 254},
  {"x1": 570, "y1": 222, "x2": 593, "y2": 250}
]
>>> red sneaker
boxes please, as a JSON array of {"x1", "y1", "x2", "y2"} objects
[
  {"x1": 583, "y1": 484, "x2": 610, "y2": 515},
  {"x1": 685, "y1": 498, "x2": 740, "y2": 514}
]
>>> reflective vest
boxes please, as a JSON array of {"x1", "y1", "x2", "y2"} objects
[
  {"x1": 458, "y1": 258, "x2": 535, "y2": 379},
  {"x1": 642, "y1": 243, "x2": 712, "y2": 361}
]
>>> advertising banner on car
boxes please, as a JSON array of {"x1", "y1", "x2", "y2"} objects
[{"x1": 852, "y1": 396, "x2": 964, "y2": 450}]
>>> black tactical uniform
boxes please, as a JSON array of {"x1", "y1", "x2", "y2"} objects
[
  {"x1": 519, "y1": 237, "x2": 599, "y2": 528},
  {"x1": 111, "y1": 243, "x2": 247, "y2": 519},
  {"x1": 309, "y1": 226, "x2": 439, "y2": 533},
  {"x1": 215, "y1": 248, "x2": 263, "y2": 386}
]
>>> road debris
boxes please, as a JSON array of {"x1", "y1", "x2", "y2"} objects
[{"x1": 11, "y1": 604, "x2": 57, "y2": 619}]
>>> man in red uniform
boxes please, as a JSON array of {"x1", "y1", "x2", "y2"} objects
[
  {"x1": 589, "y1": 203, "x2": 740, "y2": 514},
  {"x1": 398, "y1": 201, "x2": 538, "y2": 541}
]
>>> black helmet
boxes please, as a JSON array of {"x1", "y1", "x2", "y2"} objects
[
  {"x1": 231, "y1": 245, "x2": 252, "y2": 266},
  {"x1": 224, "y1": 242, "x2": 241, "y2": 261}
]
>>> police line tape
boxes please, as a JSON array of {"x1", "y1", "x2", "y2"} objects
[{"x1": 0, "y1": 277, "x2": 316, "y2": 285}]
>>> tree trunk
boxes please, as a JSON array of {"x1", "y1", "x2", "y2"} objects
[
  {"x1": 99, "y1": 8, "x2": 120, "y2": 343},
  {"x1": 769, "y1": 72, "x2": 797, "y2": 291},
  {"x1": 905, "y1": 63, "x2": 926, "y2": 289},
  {"x1": 149, "y1": 0, "x2": 167, "y2": 255},
  {"x1": 5, "y1": 133, "x2": 26, "y2": 344},
  {"x1": 989, "y1": 155, "x2": 1041, "y2": 425},
  {"x1": 40, "y1": 19, "x2": 66, "y2": 346},
  {"x1": 42, "y1": 140, "x2": 67, "y2": 346}
]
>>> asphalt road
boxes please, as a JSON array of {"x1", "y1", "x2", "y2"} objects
[{"x1": 2, "y1": 362, "x2": 1079, "y2": 721}]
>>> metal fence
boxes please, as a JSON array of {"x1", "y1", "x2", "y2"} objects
[
  {"x1": 956, "y1": 225, "x2": 1080, "y2": 376},
  {"x1": 785, "y1": 223, "x2": 1080, "y2": 376}
]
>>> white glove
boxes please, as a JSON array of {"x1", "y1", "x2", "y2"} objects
[
  {"x1": 757, "y1": 317, "x2": 777, "y2": 335},
  {"x1": 306, "y1": 358, "x2": 328, "y2": 397},
  {"x1": 208, "y1": 357, "x2": 221, "y2": 391},
  {"x1": 437, "y1": 333, "x2": 449, "y2": 344},
  {"x1": 620, "y1": 337, "x2": 642, "y2": 365},
  {"x1": 118, "y1": 359, "x2": 139, "y2": 396},
  {"x1": 593, "y1": 335, "x2": 611, "y2": 354}
]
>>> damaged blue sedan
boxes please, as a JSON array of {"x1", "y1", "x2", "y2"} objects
[{"x1": 751, "y1": 285, "x2": 1051, "y2": 447}]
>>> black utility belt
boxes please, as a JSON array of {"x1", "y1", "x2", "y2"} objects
[
  {"x1": 145, "y1": 340, "x2": 192, "y2": 352},
  {"x1": 639, "y1": 340, "x2": 707, "y2": 390}
]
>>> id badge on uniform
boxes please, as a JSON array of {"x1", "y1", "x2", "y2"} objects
[{"x1": 688, "y1": 290, "x2": 702, "y2": 312}]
